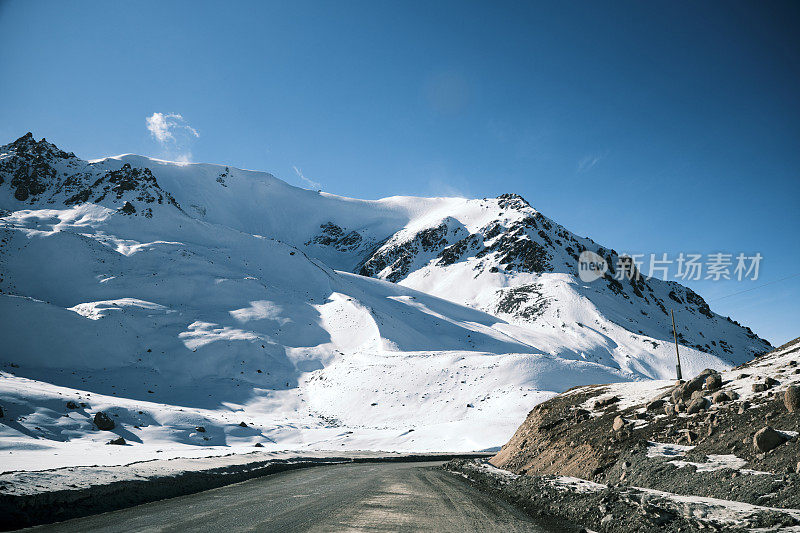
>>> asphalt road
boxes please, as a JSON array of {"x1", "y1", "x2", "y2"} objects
[{"x1": 30, "y1": 461, "x2": 567, "y2": 532}]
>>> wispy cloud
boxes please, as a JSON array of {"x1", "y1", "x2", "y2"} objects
[
  {"x1": 293, "y1": 166, "x2": 322, "y2": 190},
  {"x1": 145, "y1": 112, "x2": 199, "y2": 162},
  {"x1": 577, "y1": 151, "x2": 609, "y2": 173}
]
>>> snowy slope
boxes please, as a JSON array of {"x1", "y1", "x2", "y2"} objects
[{"x1": 0, "y1": 133, "x2": 770, "y2": 470}]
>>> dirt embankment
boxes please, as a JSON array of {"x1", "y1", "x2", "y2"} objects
[{"x1": 447, "y1": 338, "x2": 800, "y2": 531}]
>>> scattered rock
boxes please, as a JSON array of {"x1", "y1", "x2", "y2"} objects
[
  {"x1": 107, "y1": 437, "x2": 126, "y2": 445},
  {"x1": 712, "y1": 391, "x2": 730, "y2": 404},
  {"x1": 670, "y1": 388, "x2": 682, "y2": 405},
  {"x1": 686, "y1": 397, "x2": 707, "y2": 415},
  {"x1": 66, "y1": 401, "x2": 79, "y2": 409},
  {"x1": 646, "y1": 399, "x2": 665, "y2": 412},
  {"x1": 753, "y1": 426, "x2": 787, "y2": 453},
  {"x1": 684, "y1": 430, "x2": 699, "y2": 444},
  {"x1": 671, "y1": 370, "x2": 717, "y2": 403},
  {"x1": 705, "y1": 373, "x2": 722, "y2": 391},
  {"x1": 573, "y1": 408, "x2": 590, "y2": 421},
  {"x1": 594, "y1": 396, "x2": 620, "y2": 409},
  {"x1": 195, "y1": 426, "x2": 206, "y2": 433},
  {"x1": 784, "y1": 386, "x2": 800, "y2": 413},
  {"x1": 93, "y1": 411, "x2": 116, "y2": 430}
]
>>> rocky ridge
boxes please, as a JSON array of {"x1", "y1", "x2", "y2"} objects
[{"x1": 0, "y1": 133, "x2": 180, "y2": 217}]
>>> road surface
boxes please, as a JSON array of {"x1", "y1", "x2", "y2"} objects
[{"x1": 30, "y1": 461, "x2": 568, "y2": 532}]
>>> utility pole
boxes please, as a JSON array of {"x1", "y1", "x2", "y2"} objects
[{"x1": 671, "y1": 309, "x2": 683, "y2": 380}]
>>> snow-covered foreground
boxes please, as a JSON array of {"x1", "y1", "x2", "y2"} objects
[
  {"x1": 1, "y1": 349, "x2": 626, "y2": 471},
  {"x1": 0, "y1": 134, "x2": 770, "y2": 473}
]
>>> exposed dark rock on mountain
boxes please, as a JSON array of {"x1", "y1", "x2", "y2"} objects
[
  {"x1": 93, "y1": 412, "x2": 115, "y2": 431},
  {"x1": 0, "y1": 134, "x2": 180, "y2": 216},
  {"x1": 305, "y1": 222, "x2": 364, "y2": 252}
]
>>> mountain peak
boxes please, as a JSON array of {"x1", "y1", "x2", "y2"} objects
[
  {"x1": 4, "y1": 132, "x2": 74, "y2": 160},
  {"x1": 496, "y1": 193, "x2": 531, "y2": 210}
]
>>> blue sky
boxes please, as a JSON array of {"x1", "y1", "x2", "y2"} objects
[{"x1": 0, "y1": 0, "x2": 798, "y2": 345}]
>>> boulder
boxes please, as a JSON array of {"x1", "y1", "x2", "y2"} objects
[
  {"x1": 612, "y1": 416, "x2": 626, "y2": 431},
  {"x1": 753, "y1": 383, "x2": 768, "y2": 393},
  {"x1": 753, "y1": 426, "x2": 787, "y2": 453},
  {"x1": 672, "y1": 370, "x2": 717, "y2": 403},
  {"x1": 595, "y1": 396, "x2": 620, "y2": 409},
  {"x1": 785, "y1": 386, "x2": 800, "y2": 413},
  {"x1": 646, "y1": 399, "x2": 665, "y2": 412},
  {"x1": 239, "y1": 421, "x2": 248, "y2": 427},
  {"x1": 0, "y1": 406, "x2": 3, "y2": 418},
  {"x1": 93, "y1": 411, "x2": 116, "y2": 430},
  {"x1": 195, "y1": 426, "x2": 206, "y2": 433},
  {"x1": 254, "y1": 442, "x2": 264, "y2": 448},
  {"x1": 712, "y1": 391, "x2": 730, "y2": 404},
  {"x1": 107, "y1": 437, "x2": 126, "y2": 445},
  {"x1": 66, "y1": 401, "x2": 79, "y2": 409},
  {"x1": 705, "y1": 373, "x2": 722, "y2": 391},
  {"x1": 664, "y1": 404, "x2": 675, "y2": 416},
  {"x1": 670, "y1": 388, "x2": 683, "y2": 405},
  {"x1": 687, "y1": 397, "x2": 708, "y2": 415},
  {"x1": 573, "y1": 408, "x2": 591, "y2": 421},
  {"x1": 690, "y1": 390, "x2": 705, "y2": 401}
]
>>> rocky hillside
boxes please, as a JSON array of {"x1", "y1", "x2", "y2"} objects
[{"x1": 459, "y1": 337, "x2": 800, "y2": 530}]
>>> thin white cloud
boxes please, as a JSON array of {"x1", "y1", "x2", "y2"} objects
[
  {"x1": 293, "y1": 166, "x2": 322, "y2": 190},
  {"x1": 577, "y1": 151, "x2": 609, "y2": 173},
  {"x1": 145, "y1": 112, "x2": 199, "y2": 162}
]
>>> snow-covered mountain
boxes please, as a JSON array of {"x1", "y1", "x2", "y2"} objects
[{"x1": 0, "y1": 133, "x2": 770, "y2": 469}]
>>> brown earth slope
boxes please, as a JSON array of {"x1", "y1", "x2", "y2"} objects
[{"x1": 490, "y1": 337, "x2": 800, "y2": 509}]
